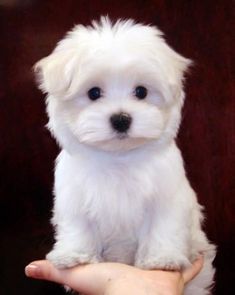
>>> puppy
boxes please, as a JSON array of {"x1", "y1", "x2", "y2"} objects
[{"x1": 35, "y1": 17, "x2": 216, "y2": 294}]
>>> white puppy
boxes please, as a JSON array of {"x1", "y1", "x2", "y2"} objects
[{"x1": 35, "y1": 17, "x2": 216, "y2": 294}]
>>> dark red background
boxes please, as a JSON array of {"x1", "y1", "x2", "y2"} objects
[{"x1": 0, "y1": 0, "x2": 234, "y2": 294}]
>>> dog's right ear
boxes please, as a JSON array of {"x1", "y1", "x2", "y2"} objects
[{"x1": 34, "y1": 50, "x2": 76, "y2": 98}]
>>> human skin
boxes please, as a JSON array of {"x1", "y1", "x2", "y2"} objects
[{"x1": 25, "y1": 256, "x2": 203, "y2": 295}]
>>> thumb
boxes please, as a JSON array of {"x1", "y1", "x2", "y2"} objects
[{"x1": 182, "y1": 255, "x2": 204, "y2": 284}]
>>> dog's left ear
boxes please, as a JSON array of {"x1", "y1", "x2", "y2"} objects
[
  {"x1": 34, "y1": 50, "x2": 77, "y2": 98},
  {"x1": 151, "y1": 29, "x2": 192, "y2": 105},
  {"x1": 161, "y1": 45, "x2": 192, "y2": 105},
  {"x1": 168, "y1": 50, "x2": 192, "y2": 105}
]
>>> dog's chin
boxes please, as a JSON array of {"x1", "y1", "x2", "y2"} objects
[{"x1": 80, "y1": 135, "x2": 154, "y2": 152}]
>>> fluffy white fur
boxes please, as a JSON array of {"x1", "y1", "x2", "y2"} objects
[{"x1": 35, "y1": 17, "x2": 216, "y2": 294}]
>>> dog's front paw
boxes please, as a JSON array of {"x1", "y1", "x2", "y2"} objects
[
  {"x1": 46, "y1": 249, "x2": 100, "y2": 269},
  {"x1": 135, "y1": 251, "x2": 190, "y2": 271}
]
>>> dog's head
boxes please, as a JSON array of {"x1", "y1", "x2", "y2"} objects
[{"x1": 35, "y1": 17, "x2": 191, "y2": 153}]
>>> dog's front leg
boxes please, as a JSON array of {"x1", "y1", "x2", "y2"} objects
[
  {"x1": 135, "y1": 185, "x2": 193, "y2": 271},
  {"x1": 47, "y1": 215, "x2": 101, "y2": 269},
  {"x1": 135, "y1": 213, "x2": 191, "y2": 270}
]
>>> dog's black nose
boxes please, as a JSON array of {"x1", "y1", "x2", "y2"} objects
[{"x1": 110, "y1": 112, "x2": 132, "y2": 133}]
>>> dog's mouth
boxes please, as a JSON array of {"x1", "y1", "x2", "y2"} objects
[
  {"x1": 76, "y1": 127, "x2": 157, "y2": 152},
  {"x1": 80, "y1": 134, "x2": 154, "y2": 152},
  {"x1": 116, "y1": 133, "x2": 129, "y2": 140}
]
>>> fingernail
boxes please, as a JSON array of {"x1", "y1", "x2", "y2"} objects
[{"x1": 25, "y1": 264, "x2": 40, "y2": 277}]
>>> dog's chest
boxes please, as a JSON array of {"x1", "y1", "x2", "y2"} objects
[
  {"x1": 55, "y1": 146, "x2": 182, "y2": 238},
  {"x1": 56, "y1": 151, "x2": 161, "y2": 231},
  {"x1": 78, "y1": 159, "x2": 156, "y2": 235}
]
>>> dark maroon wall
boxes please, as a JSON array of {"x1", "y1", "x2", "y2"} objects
[{"x1": 0, "y1": 1, "x2": 234, "y2": 294}]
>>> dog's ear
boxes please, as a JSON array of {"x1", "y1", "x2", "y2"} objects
[
  {"x1": 150, "y1": 27, "x2": 192, "y2": 105},
  {"x1": 34, "y1": 50, "x2": 77, "y2": 98},
  {"x1": 165, "y1": 52, "x2": 192, "y2": 106},
  {"x1": 167, "y1": 51, "x2": 192, "y2": 105}
]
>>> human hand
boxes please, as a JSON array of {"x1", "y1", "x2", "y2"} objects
[{"x1": 25, "y1": 256, "x2": 203, "y2": 295}]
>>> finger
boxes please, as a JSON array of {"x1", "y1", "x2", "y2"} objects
[
  {"x1": 25, "y1": 260, "x2": 115, "y2": 294},
  {"x1": 25, "y1": 260, "x2": 68, "y2": 284},
  {"x1": 182, "y1": 256, "x2": 204, "y2": 283}
]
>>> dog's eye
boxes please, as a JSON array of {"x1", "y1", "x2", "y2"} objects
[
  {"x1": 135, "y1": 86, "x2": 148, "y2": 99},
  {"x1": 88, "y1": 87, "x2": 102, "y2": 101}
]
